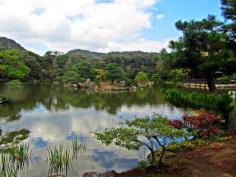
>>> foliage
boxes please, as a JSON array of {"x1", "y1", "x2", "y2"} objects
[
  {"x1": 221, "y1": 0, "x2": 236, "y2": 40},
  {"x1": 163, "y1": 88, "x2": 234, "y2": 129},
  {"x1": 169, "y1": 15, "x2": 236, "y2": 92},
  {"x1": 95, "y1": 69, "x2": 105, "y2": 82},
  {"x1": 105, "y1": 63, "x2": 126, "y2": 83},
  {"x1": 95, "y1": 113, "x2": 189, "y2": 167},
  {"x1": 63, "y1": 70, "x2": 83, "y2": 84},
  {"x1": 170, "y1": 69, "x2": 187, "y2": 82},
  {"x1": 167, "y1": 141, "x2": 195, "y2": 153},
  {"x1": 134, "y1": 72, "x2": 149, "y2": 85},
  {"x1": 0, "y1": 49, "x2": 30, "y2": 80},
  {"x1": 104, "y1": 51, "x2": 159, "y2": 79},
  {"x1": 169, "y1": 112, "x2": 221, "y2": 138},
  {"x1": 216, "y1": 76, "x2": 231, "y2": 84}
]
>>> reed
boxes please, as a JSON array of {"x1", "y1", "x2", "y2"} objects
[
  {"x1": 47, "y1": 137, "x2": 86, "y2": 176},
  {"x1": 0, "y1": 143, "x2": 30, "y2": 177}
]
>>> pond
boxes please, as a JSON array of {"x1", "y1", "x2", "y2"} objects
[{"x1": 0, "y1": 84, "x2": 185, "y2": 177}]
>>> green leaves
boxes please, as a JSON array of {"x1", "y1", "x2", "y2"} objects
[
  {"x1": 95, "y1": 128, "x2": 142, "y2": 150},
  {"x1": 105, "y1": 63, "x2": 126, "y2": 83},
  {"x1": 0, "y1": 49, "x2": 30, "y2": 80},
  {"x1": 134, "y1": 72, "x2": 149, "y2": 85},
  {"x1": 95, "y1": 113, "x2": 190, "y2": 166}
]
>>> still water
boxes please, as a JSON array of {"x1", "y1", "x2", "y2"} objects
[{"x1": 0, "y1": 84, "x2": 184, "y2": 177}]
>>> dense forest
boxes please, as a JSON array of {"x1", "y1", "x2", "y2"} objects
[{"x1": 0, "y1": 37, "x2": 160, "y2": 86}]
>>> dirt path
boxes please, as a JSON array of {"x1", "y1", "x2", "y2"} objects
[{"x1": 116, "y1": 134, "x2": 236, "y2": 177}]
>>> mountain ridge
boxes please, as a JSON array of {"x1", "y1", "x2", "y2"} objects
[
  {"x1": 0, "y1": 36, "x2": 159, "y2": 58},
  {"x1": 0, "y1": 37, "x2": 25, "y2": 50}
]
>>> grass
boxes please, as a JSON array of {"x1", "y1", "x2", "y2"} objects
[
  {"x1": 0, "y1": 143, "x2": 30, "y2": 177},
  {"x1": 47, "y1": 138, "x2": 86, "y2": 176}
]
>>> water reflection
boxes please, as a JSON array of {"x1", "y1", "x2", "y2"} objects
[{"x1": 0, "y1": 84, "x2": 185, "y2": 177}]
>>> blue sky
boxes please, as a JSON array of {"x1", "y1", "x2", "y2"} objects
[
  {"x1": 0, "y1": 0, "x2": 222, "y2": 54},
  {"x1": 144, "y1": 0, "x2": 222, "y2": 40}
]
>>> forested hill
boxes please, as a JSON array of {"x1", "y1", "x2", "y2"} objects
[
  {"x1": 0, "y1": 36, "x2": 161, "y2": 84},
  {"x1": 0, "y1": 37, "x2": 25, "y2": 50},
  {"x1": 66, "y1": 49, "x2": 106, "y2": 60}
]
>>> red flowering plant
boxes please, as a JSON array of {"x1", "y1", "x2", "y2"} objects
[{"x1": 168, "y1": 112, "x2": 221, "y2": 139}]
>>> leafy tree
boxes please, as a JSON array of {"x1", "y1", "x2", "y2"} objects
[
  {"x1": 53, "y1": 55, "x2": 70, "y2": 81},
  {"x1": 95, "y1": 69, "x2": 105, "y2": 82},
  {"x1": 75, "y1": 61, "x2": 96, "y2": 81},
  {"x1": 169, "y1": 112, "x2": 221, "y2": 139},
  {"x1": 170, "y1": 15, "x2": 236, "y2": 92},
  {"x1": 105, "y1": 63, "x2": 126, "y2": 83},
  {"x1": 0, "y1": 49, "x2": 30, "y2": 80},
  {"x1": 221, "y1": 0, "x2": 236, "y2": 40},
  {"x1": 63, "y1": 70, "x2": 83, "y2": 84},
  {"x1": 95, "y1": 113, "x2": 188, "y2": 167},
  {"x1": 134, "y1": 72, "x2": 149, "y2": 85},
  {"x1": 169, "y1": 69, "x2": 187, "y2": 82}
]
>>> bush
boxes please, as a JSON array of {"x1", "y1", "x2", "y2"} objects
[
  {"x1": 217, "y1": 76, "x2": 231, "y2": 84},
  {"x1": 169, "y1": 112, "x2": 221, "y2": 139},
  {"x1": 231, "y1": 73, "x2": 236, "y2": 80},
  {"x1": 167, "y1": 141, "x2": 195, "y2": 153},
  {"x1": 163, "y1": 88, "x2": 234, "y2": 129}
]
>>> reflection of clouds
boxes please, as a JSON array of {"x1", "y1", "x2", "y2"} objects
[
  {"x1": 31, "y1": 137, "x2": 48, "y2": 148},
  {"x1": 70, "y1": 109, "x2": 118, "y2": 135},
  {"x1": 31, "y1": 121, "x2": 66, "y2": 142},
  {"x1": 92, "y1": 149, "x2": 139, "y2": 172},
  {"x1": 117, "y1": 104, "x2": 184, "y2": 120}
]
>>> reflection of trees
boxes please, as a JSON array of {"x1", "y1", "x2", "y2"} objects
[{"x1": 0, "y1": 84, "x2": 166, "y2": 121}]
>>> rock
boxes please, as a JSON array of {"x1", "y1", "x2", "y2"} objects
[
  {"x1": 0, "y1": 97, "x2": 9, "y2": 104},
  {"x1": 83, "y1": 171, "x2": 117, "y2": 177},
  {"x1": 83, "y1": 79, "x2": 96, "y2": 89}
]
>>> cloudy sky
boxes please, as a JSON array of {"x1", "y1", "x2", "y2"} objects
[{"x1": 0, "y1": 0, "x2": 221, "y2": 55}]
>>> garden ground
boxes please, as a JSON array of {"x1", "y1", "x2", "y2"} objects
[{"x1": 113, "y1": 132, "x2": 236, "y2": 177}]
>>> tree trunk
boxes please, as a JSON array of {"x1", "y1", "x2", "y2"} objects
[
  {"x1": 149, "y1": 149, "x2": 156, "y2": 166},
  {"x1": 205, "y1": 72, "x2": 217, "y2": 93},
  {"x1": 158, "y1": 147, "x2": 165, "y2": 167},
  {"x1": 223, "y1": 112, "x2": 230, "y2": 130}
]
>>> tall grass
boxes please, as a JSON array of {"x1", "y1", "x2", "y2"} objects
[
  {"x1": 0, "y1": 143, "x2": 30, "y2": 177},
  {"x1": 47, "y1": 137, "x2": 86, "y2": 176},
  {"x1": 47, "y1": 144, "x2": 72, "y2": 176}
]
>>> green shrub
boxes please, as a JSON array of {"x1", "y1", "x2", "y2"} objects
[
  {"x1": 217, "y1": 76, "x2": 231, "y2": 84},
  {"x1": 162, "y1": 88, "x2": 234, "y2": 129},
  {"x1": 167, "y1": 141, "x2": 195, "y2": 153}
]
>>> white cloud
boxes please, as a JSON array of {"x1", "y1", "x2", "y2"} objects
[
  {"x1": 0, "y1": 0, "x2": 170, "y2": 54},
  {"x1": 156, "y1": 14, "x2": 165, "y2": 20}
]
